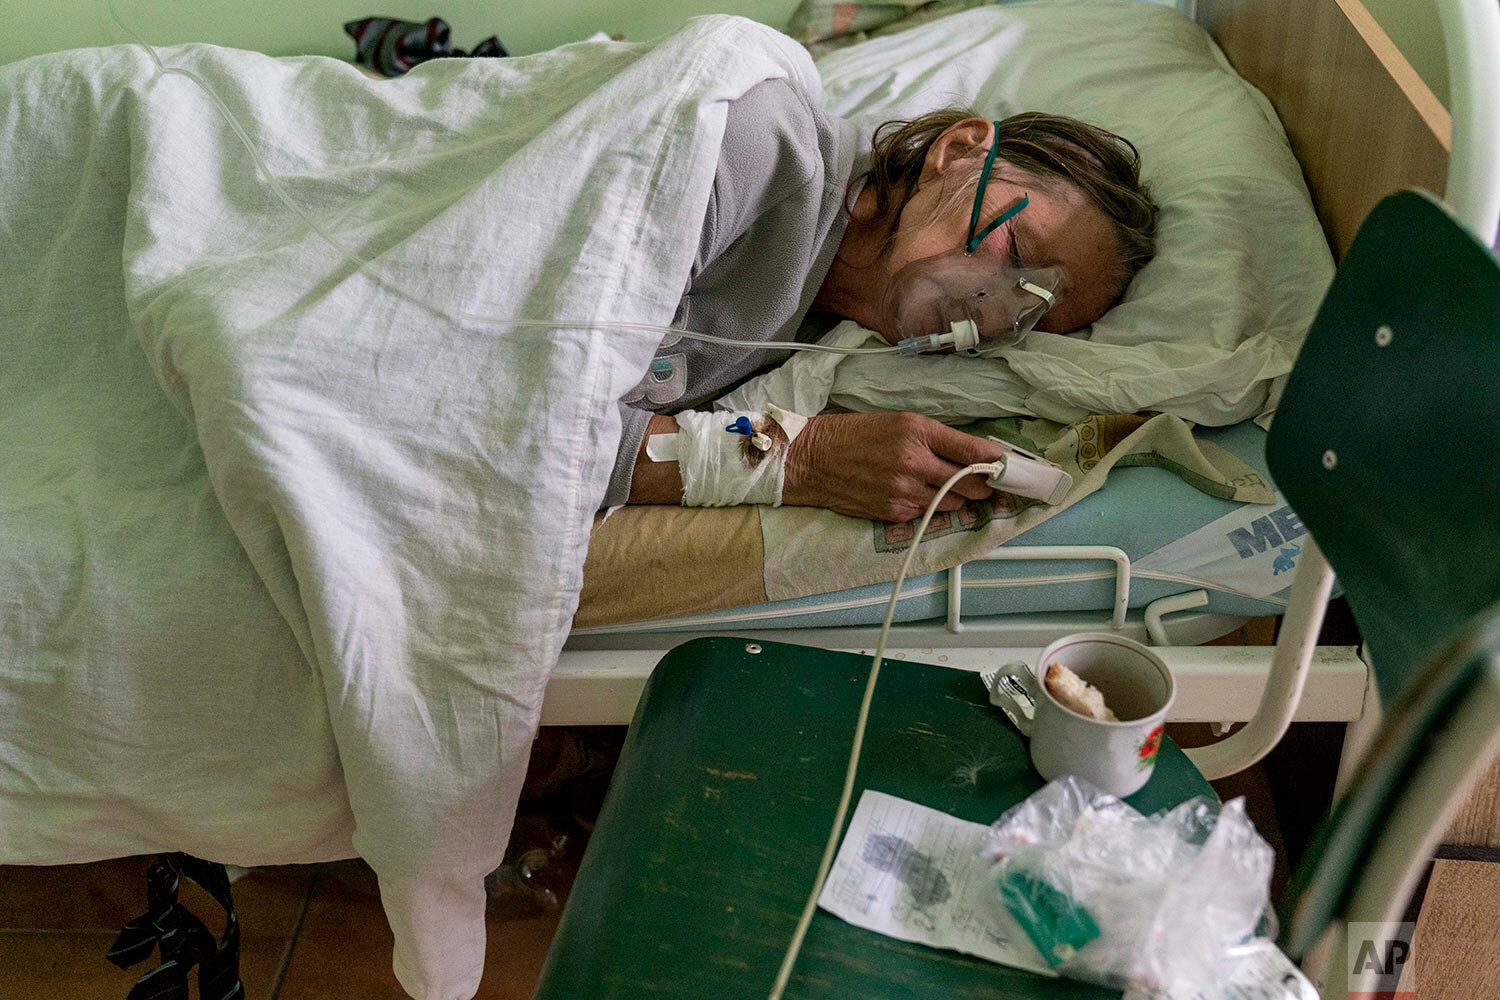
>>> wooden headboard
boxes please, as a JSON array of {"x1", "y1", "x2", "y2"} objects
[{"x1": 1196, "y1": 0, "x2": 1451, "y2": 258}]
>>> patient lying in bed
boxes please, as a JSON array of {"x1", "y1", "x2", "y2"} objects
[{"x1": 612, "y1": 78, "x2": 1158, "y2": 523}]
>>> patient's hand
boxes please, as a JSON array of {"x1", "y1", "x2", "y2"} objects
[{"x1": 783, "y1": 412, "x2": 1008, "y2": 522}]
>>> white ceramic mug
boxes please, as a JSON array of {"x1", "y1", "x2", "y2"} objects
[{"x1": 989, "y1": 632, "x2": 1175, "y2": 798}]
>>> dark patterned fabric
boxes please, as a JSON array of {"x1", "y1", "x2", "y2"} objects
[
  {"x1": 106, "y1": 854, "x2": 244, "y2": 1000},
  {"x1": 344, "y1": 16, "x2": 508, "y2": 78}
]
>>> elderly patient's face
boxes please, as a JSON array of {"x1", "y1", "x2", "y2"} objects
[{"x1": 887, "y1": 150, "x2": 1123, "y2": 335}]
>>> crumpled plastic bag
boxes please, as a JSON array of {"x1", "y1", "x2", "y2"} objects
[{"x1": 980, "y1": 777, "x2": 1275, "y2": 998}]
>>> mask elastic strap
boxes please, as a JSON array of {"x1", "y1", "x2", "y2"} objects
[
  {"x1": 1017, "y1": 277, "x2": 1056, "y2": 308},
  {"x1": 965, "y1": 121, "x2": 1028, "y2": 255}
]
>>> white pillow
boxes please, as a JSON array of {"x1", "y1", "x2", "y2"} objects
[{"x1": 810, "y1": 0, "x2": 1333, "y2": 426}]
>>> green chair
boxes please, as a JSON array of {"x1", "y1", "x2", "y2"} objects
[
  {"x1": 1267, "y1": 189, "x2": 1500, "y2": 989},
  {"x1": 536, "y1": 191, "x2": 1500, "y2": 998}
]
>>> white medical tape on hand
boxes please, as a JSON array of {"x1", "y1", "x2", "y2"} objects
[
  {"x1": 674, "y1": 410, "x2": 786, "y2": 507},
  {"x1": 645, "y1": 434, "x2": 681, "y2": 462},
  {"x1": 765, "y1": 403, "x2": 809, "y2": 443}
]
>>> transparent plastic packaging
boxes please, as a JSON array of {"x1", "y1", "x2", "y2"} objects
[{"x1": 980, "y1": 777, "x2": 1276, "y2": 998}]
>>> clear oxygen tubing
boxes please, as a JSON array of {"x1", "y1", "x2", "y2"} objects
[
  {"x1": 101, "y1": 0, "x2": 900, "y2": 359},
  {"x1": 766, "y1": 458, "x2": 1006, "y2": 1000}
]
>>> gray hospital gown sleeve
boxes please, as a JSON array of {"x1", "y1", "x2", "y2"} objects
[{"x1": 601, "y1": 77, "x2": 856, "y2": 507}]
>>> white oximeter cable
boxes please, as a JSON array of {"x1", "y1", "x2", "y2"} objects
[{"x1": 766, "y1": 458, "x2": 1005, "y2": 1000}]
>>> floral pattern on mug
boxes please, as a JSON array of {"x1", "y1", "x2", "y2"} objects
[{"x1": 1136, "y1": 724, "x2": 1164, "y2": 771}]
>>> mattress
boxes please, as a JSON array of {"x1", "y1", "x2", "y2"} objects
[{"x1": 576, "y1": 420, "x2": 1305, "y2": 633}]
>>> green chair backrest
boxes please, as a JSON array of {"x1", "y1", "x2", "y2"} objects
[
  {"x1": 1267, "y1": 190, "x2": 1500, "y2": 705},
  {"x1": 1268, "y1": 191, "x2": 1500, "y2": 956}
]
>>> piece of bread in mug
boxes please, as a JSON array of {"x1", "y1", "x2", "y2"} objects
[{"x1": 1044, "y1": 662, "x2": 1118, "y2": 721}]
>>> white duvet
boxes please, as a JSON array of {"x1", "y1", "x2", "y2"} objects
[{"x1": 0, "y1": 18, "x2": 814, "y2": 998}]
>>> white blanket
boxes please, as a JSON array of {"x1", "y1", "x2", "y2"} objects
[{"x1": 0, "y1": 18, "x2": 814, "y2": 998}]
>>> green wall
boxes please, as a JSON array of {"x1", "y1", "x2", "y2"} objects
[
  {"x1": 1362, "y1": 0, "x2": 1450, "y2": 106},
  {"x1": 2, "y1": 0, "x2": 802, "y2": 66},
  {"x1": 0, "y1": 0, "x2": 1461, "y2": 110}
]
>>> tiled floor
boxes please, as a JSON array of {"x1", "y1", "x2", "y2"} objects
[{"x1": 0, "y1": 855, "x2": 570, "y2": 1000}]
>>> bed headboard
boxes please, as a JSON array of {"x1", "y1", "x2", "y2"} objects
[{"x1": 1196, "y1": 0, "x2": 1451, "y2": 258}]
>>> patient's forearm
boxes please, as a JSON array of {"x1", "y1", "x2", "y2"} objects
[{"x1": 625, "y1": 412, "x2": 1004, "y2": 520}]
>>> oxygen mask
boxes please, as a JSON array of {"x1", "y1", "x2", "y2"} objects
[{"x1": 885, "y1": 250, "x2": 1060, "y2": 356}]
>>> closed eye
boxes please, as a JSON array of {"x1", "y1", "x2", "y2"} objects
[
  {"x1": 1012, "y1": 220, "x2": 1059, "y2": 271},
  {"x1": 1007, "y1": 218, "x2": 1034, "y2": 267}
]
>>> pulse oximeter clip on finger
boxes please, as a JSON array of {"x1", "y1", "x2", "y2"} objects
[{"x1": 983, "y1": 438, "x2": 1073, "y2": 505}]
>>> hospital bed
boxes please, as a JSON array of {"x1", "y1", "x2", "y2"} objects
[
  {"x1": 2, "y1": 3, "x2": 1495, "y2": 996},
  {"x1": 544, "y1": 0, "x2": 1500, "y2": 799}
]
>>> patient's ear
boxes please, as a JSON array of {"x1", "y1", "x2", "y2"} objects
[{"x1": 923, "y1": 118, "x2": 993, "y2": 180}]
